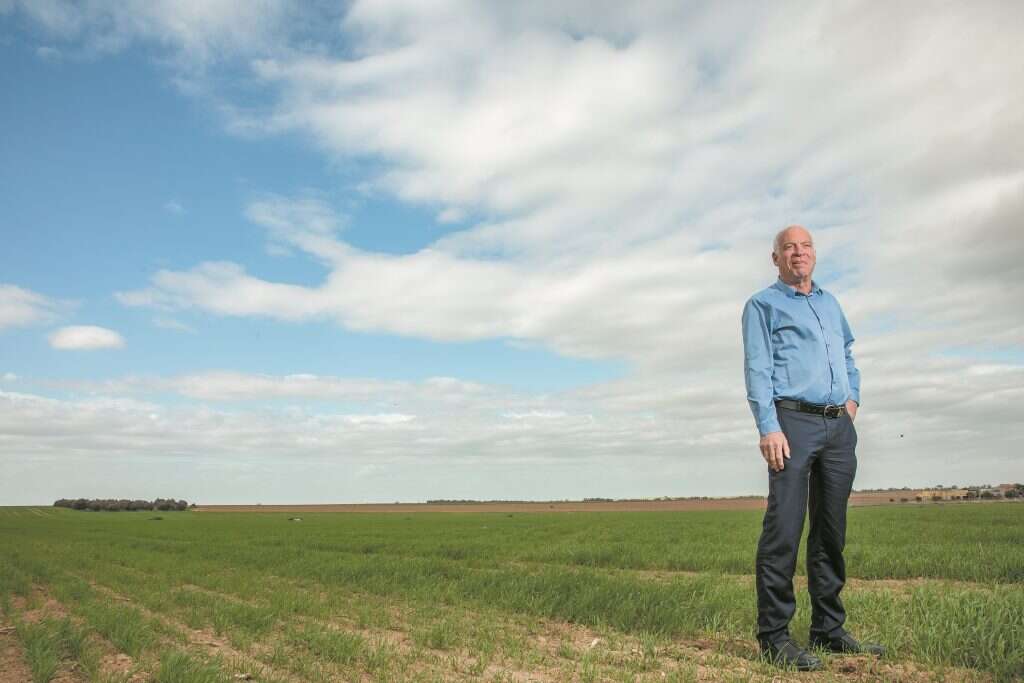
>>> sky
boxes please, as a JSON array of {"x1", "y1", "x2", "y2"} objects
[{"x1": 1, "y1": 1, "x2": 1022, "y2": 505}]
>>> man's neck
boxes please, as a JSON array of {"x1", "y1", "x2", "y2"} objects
[{"x1": 781, "y1": 275, "x2": 813, "y2": 295}]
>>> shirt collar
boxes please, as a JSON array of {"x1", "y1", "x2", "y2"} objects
[{"x1": 773, "y1": 278, "x2": 821, "y2": 298}]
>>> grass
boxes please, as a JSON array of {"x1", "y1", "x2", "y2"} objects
[
  {"x1": 154, "y1": 651, "x2": 229, "y2": 683},
  {"x1": 11, "y1": 616, "x2": 112, "y2": 683},
  {"x1": 15, "y1": 619, "x2": 61, "y2": 683},
  {"x1": 77, "y1": 598, "x2": 159, "y2": 658},
  {"x1": 413, "y1": 618, "x2": 460, "y2": 650},
  {"x1": 287, "y1": 621, "x2": 364, "y2": 664},
  {"x1": 0, "y1": 503, "x2": 1022, "y2": 681}
]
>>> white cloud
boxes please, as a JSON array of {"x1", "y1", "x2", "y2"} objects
[
  {"x1": 48, "y1": 325, "x2": 125, "y2": 350},
  {"x1": 117, "y1": 261, "x2": 332, "y2": 319},
  {"x1": 35, "y1": 45, "x2": 61, "y2": 61},
  {"x1": 1, "y1": 372, "x2": 16, "y2": 382},
  {"x1": 437, "y1": 207, "x2": 465, "y2": 224},
  {"x1": 152, "y1": 317, "x2": 196, "y2": 333},
  {"x1": 6, "y1": 0, "x2": 301, "y2": 65},
  {"x1": 113, "y1": 203, "x2": 853, "y2": 377},
  {"x1": 246, "y1": 194, "x2": 342, "y2": 237},
  {"x1": 245, "y1": 194, "x2": 348, "y2": 262},
  {"x1": 163, "y1": 200, "x2": 185, "y2": 215},
  {"x1": 0, "y1": 284, "x2": 62, "y2": 330},
  {"x1": 341, "y1": 413, "x2": 416, "y2": 426},
  {"x1": 59, "y1": 371, "x2": 495, "y2": 407},
  {"x1": 503, "y1": 410, "x2": 570, "y2": 420}
]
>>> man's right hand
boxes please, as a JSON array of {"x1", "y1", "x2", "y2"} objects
[{"x1": 759, "y1": 431, "x2": 790, "y2": 472}]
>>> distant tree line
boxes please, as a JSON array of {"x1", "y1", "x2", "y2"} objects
[{"x1": 53, "y1": 498, "x2": 191, "y2": 512}]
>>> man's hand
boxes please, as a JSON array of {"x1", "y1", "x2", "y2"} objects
[
  {"x1": 759, "y1": 431, "x2": 790, "y2": 472},
  {"x1": 845, "y1": 400, "x2": 858, "y2": 422}
]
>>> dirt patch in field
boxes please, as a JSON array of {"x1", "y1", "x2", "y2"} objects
[
  {"x1": 13, "y1": 588, "x2": 71, "y2": 625},
  {"x1": 0, "y1": 629, "x2": 33, "y2": 683},
  {"x1": 102, "y1": 652, "x2": 143, "y2": 683}
]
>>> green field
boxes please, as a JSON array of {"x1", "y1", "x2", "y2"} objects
[{"x1": 1, "y1": 503, "x2": 1022, "y2": 682}]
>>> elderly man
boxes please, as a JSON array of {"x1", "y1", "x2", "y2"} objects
[{"x1": 741, "y1": 225, "x2": 884, "y2": 671}]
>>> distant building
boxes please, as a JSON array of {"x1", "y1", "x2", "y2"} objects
[
  {"x1": 964, "y1": 486, "x2": 1003, "y2": 499},
  {"x1": 918, "y1": 488, "x2": 968, "y2": 501}
]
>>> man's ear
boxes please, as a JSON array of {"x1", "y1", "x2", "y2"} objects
[{"x1": 771, "y1": 251, "x2": 779, "y2": 266}]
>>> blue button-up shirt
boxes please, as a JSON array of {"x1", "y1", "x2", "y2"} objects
[{"x1": 742, "y1": 279, "x2": 861, "y2": 435}]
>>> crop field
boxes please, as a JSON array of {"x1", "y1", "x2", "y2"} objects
[{"x1": 1, "y1": 504, "x2": 1022, "y2": 683}]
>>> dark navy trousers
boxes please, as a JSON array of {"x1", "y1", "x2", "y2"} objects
[{"x1": 755, "y1": 405, "x2": 858, "y2": 643}]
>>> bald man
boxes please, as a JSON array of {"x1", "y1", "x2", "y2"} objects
[{"x1": 741, "y1": 226, "x2": 884, "y2": 671}]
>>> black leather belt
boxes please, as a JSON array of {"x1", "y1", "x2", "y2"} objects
[{"x1": 776, "y1": 399, "x2": 846, "y2": 418}]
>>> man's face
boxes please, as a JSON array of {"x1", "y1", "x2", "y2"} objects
[{"x1": 772, "y1": 226, "x2": 815, "y2": 283}]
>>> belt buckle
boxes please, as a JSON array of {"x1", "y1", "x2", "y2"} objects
[{"x1": 823, "y1": 404, "x2": 841, "y2": 418}]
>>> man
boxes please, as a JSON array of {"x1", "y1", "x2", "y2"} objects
[{"x1": 741, "y1": 225, "x2": 884, "y2": 671}]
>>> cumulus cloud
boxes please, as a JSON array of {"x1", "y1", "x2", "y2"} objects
[
  {"x1": 0, "y1": 284, "x2": 62, "y2": 330},
  {"x1": 48, "y1": 325, "x2": 125, "y2": 350}
]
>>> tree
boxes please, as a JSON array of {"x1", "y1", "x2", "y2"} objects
[{"x1": 51, "y1": 497, "x2": 189, "y2": 511}]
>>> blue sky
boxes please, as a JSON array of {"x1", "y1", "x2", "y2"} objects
[
  {"x1": 1, "y1": 37, "x2": 623, "y2": 391},
  {"x1": 1, "y1": 2, "x2": 1021, "y2": 504}
]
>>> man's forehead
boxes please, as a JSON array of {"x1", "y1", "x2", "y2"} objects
[{"x1": 780, "y1": 227, "x2": 813, "y2": 244}]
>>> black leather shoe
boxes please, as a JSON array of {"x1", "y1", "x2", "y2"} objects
[
  {"x1": 810, "y1": 630, "x2": 885, "y2": 657},
  {"x1": 760, "y1": 638, "x2": 823, "y2": 671}
]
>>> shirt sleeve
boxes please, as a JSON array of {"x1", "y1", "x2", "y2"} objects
[
  {"x1": 742, "y1": 298, "x2": 781, "y2": 435},
  {"x1": 840, "y1": 306, "x2": 861, "y2": 405}
]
